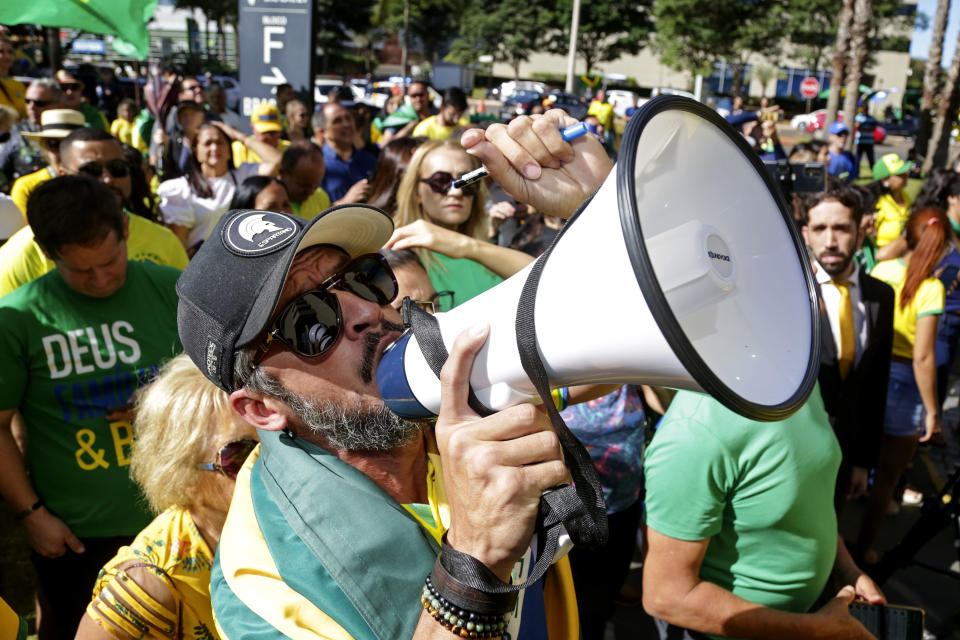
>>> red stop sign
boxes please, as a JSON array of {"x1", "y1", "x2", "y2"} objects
[{"x1": 800, "y1": 77, "x2": 820, "y2": 99}]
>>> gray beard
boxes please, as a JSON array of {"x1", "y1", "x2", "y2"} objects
[{"x1": 272, "y1": 381, "x2": 420, "y2": 451}]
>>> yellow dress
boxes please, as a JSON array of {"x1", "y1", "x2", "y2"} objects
[{"x1": 86, "y1": 506, "x2": 220, "y2": 640}]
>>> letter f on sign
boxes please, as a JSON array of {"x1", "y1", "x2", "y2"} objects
[{"x1": 264, "y1": 26, "x2": 284, "y2": 64}]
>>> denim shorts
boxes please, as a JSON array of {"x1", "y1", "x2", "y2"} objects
[{"x1": 883, "y1": 360, "x2": 925, "y2": 437}]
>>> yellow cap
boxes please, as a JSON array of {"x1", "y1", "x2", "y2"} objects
[{"x1": 250, "y1": 102, "x2": 283, "y2": 133}]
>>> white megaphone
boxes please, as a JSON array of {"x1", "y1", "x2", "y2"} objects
[{"x1": 377, "y1": 96, "x2": 820, "y2": 422}]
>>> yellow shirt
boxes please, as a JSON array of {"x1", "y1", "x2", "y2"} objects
[
  {"x1": 871, "y1": 258, "x2": 944, "y2": 358},
  {"x1": 0, "y1": 77, "x2": 27, "y2": 119},
  {"x1": 291, "y1": 187, "x2": 331, "y2": 220},
  {"x1": 875, "y1": 192, "x2": 912, "y2": 247},
  {"x1": 109, "y1": 118, "x2": 135, "y2": 146},
  {"x1": 10, "y1": 167, "x2": 55, "y2": 220},
  {"x1": 86, "y1": 506, "x2": 219, "y2": 640},
  {"x1": 231, "y1": 138, "x2": 290, "y2": 166},
  {"x1": 0, "y1": 212, "x2": 189, "y2": 297},
  {"x1": 588, "y1": 100, "x2": 614, "y2": 132},
  {"x1": 412, "y1": 115, "x2": 470, "y2": 140}
]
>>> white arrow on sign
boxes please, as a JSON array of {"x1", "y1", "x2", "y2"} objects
[{"x1": 260, "y1": 66, "x2": 287, "y2": 85}]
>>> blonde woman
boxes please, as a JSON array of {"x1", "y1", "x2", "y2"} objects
[
  {"x1": 76, "y1": 355, "x2": 258, "y2": 640},
  {"x1": 387, "y1": 138, "x2": 532, "y2": 310}
]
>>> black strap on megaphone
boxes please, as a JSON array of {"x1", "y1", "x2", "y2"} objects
[{"x1": 399, "y1": 197, "x2": 608, "y2": 595}]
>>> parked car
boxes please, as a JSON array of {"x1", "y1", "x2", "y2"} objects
[
  {"x1": 879, "y1": 117, "x2": 918, "y2": 140},
  {"x1": 499, "y1": 89, "x2": 543, "y2": 120},
  {"x1": 314, "y1": 77, "x2": 365, "y2": 105},
  {"x1": 544, "y1": 91, "x2": 588, "y2": 120},
  {"x1": 495, "y1": 80, "x2": 546, "y2": 101}
]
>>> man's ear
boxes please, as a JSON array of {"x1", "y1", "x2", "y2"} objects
[
  {"x1": 230, "y1": 389, "x2": 289, "y2": 432},
  {"x1": 801, "y1": 225, "x2": 809, "y2": 247}
]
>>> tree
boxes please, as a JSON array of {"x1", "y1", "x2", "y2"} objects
[
  {"x1": 314, "y1": 0, "x2": 376, "y2": 74},
  {"x1": 547, "y1": 0, "x2": 652, "y2": 76},
  {"x1": 784, "y1": 0, "x2": 842, "y2": 74},
  {"x1": 923, "y1": 26, "x2": 960, "y2": 173},
  {"x1": 824, "y1": 0, "x2": 853, "y2": 131},
  {"x1": 842, "y1": 0, "x2": 872, "y2": 153},
  {"x1": 173, "y1": 0, "x2": 237, "y2": 66},
  {"x1": 374, "y1": 0, "x2": 459, "y2": 67},
  {"x1": 752, "y1": 64, "x2": 784, "y2": 98},
  {"x1": 448, "y1": 0, "x2": 551, "y2": 79},
  {"x1": 653, "y1": 0, "x2": 785, "y2": 95},
  {"x1": 915, "y1": 0, "x2": 950, "y2": 161}
]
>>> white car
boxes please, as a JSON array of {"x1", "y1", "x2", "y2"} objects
[
  {"x1": 314, "y1": 77, "x2": 365, "y2": 104},
  {"x1": 607, "y1": 89, "x2": 640, "y2": 117}
]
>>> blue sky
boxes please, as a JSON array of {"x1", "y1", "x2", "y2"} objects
[{"x1": 911, "y1": 0, "x2": 960, "y2": 63}]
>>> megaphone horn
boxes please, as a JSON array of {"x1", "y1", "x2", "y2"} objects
[{"x1": 377, "y1": 95, "x2": 821, "y2": 422}]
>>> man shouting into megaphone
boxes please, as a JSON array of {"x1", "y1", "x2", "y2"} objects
[{"x1": 174, "y1": 109, "x2": 611, "y2": 640}]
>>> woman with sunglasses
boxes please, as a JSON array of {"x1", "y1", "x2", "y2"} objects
[
  {"x1": 158, "y1": 121, "x2": 281, "y2": 255},
  {"x1": 76, "y1": 354, "x2": 258, "y2": 640},
  {"x1": 389, "y1": 139, "x2": 533, "y2": 310}
]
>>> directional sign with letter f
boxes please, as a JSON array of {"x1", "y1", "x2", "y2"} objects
[{"x1": 238, "y1": 0, "x2": 315, "y2": 117}]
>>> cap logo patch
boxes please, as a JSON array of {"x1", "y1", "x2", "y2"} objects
[
  {"x1": 223, "y1": 211, "x2": 299, "y2": 256},
  {"x1": 206, "y1": 340, "x2": 220, "y2": 379}
]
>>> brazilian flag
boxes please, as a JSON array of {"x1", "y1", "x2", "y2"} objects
[{"x1": 0, "y1": 0, "x2": 158, "y2": 59}]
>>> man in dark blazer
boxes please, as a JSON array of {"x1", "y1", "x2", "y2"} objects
[{"x1": 801, "y1": 181, "x2": 894, "y2": 513}]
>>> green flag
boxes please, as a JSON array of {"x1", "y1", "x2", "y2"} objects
[{"x1": 0, "y1": 0, "x2": 158, "y2": 59}]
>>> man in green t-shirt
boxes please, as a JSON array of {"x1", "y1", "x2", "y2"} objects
[
  {"x1": 0, "y1": 176, "x2": 182, "y2": 639},
  {"x1": 642, "y1": 390, "x2": 884, "y2": 640}
]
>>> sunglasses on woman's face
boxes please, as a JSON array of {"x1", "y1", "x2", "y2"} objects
[
  {"x1": 77, "y1": 159, "x2": 130, "y2": 179},
  {"x1": 197, "y1": 438, "x2": 258, "y2": 479},
  {"x1": 256, "y1": 253, "x2": 399, "y2": 360},
  {"x1": 419, "y1": 172, "x2": 477, "y2": 197}
]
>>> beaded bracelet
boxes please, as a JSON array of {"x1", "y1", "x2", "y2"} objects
[{"x1": 421, "y1": 576, "x2": 509, "y2": 639}]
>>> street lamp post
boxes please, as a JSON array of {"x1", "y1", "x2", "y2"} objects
[{"x1": 564, "y1": 0, "x2": 581, "y2": 93}]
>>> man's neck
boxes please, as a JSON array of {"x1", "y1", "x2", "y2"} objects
[
  {"x1": 328, "y1": 139, "x2": 354, "y2": 159},
  {"x1": 337, "y1": 435, "x2": 428, "y2": 504}
]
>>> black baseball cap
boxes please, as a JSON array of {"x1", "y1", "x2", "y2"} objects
[{"x1": 176, "y1": 205, "x2": 394, "y2": 392}]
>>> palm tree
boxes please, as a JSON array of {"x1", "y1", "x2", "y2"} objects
[
  {"x1": 825, "y1": 0, "x2": 854, "y2": 132},
  {"x1": 923, "y1": 27, "x2": 960, "y2": 173},
  {"x1": 915, "y1": 0, "x2": 951, "y2": 161},
  {"x1": 842, "y1": 0, "x2": 872, "y2": 153}
]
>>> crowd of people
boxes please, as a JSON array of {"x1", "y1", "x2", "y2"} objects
[{"x1": 0, "y1": 37, "x2": 954, "y2": 640}]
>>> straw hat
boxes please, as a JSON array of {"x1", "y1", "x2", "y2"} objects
[{"x1": 22, "y1": 109, "x2": 85, "y2": 139}]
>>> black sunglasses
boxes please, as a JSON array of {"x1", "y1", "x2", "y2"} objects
[
  {"x1": 394, "y1": 290, "x2": 455, "y2": 314},
  {"x1": 77, "y1": 159, "x2": 130, "y2": 179},
  {"x1": 26, "y1": 98, "x2": 52, "y2": 107},
  {"x1": 419, "y1": 171, "x2": 477, "y2": 197},
  {"x1": 197, "y1": 438, "x2": 258, "y2": 479},
  {"x1": 43, "y1": 138, "x2": 60, "y2": 151},
  {"x1": 59, "y1": 82, "x2": 82, "y2": 91},
  {"x1": 257, "y1": 254, "x2": 398, "y2": 359}
]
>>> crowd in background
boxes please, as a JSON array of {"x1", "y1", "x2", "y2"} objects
[{"x1": 0, "y1": 27, "x2": 957, "y2": 640}]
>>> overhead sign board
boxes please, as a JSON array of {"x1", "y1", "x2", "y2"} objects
[{"x1": 237, "y1": 0, "x2": 315, "y2": 117}]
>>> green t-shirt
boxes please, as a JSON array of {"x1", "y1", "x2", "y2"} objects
[
  {"x1": 0, "y1": 261, "x2": 182, "y2": 537},
  {"x1": 426, "y1": 251, "x2": 502, "y2": 312},
  {"x1": 644, "y1": 388, "x2": 841, "y2": 630}
]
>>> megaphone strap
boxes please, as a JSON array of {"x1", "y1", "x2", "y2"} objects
[
  {"x1": 514, "y1": 199, "x2": 610, "y2": 552},
  {"x1": 401, "y1": 297, "x2": 495, "y2": 418}
]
